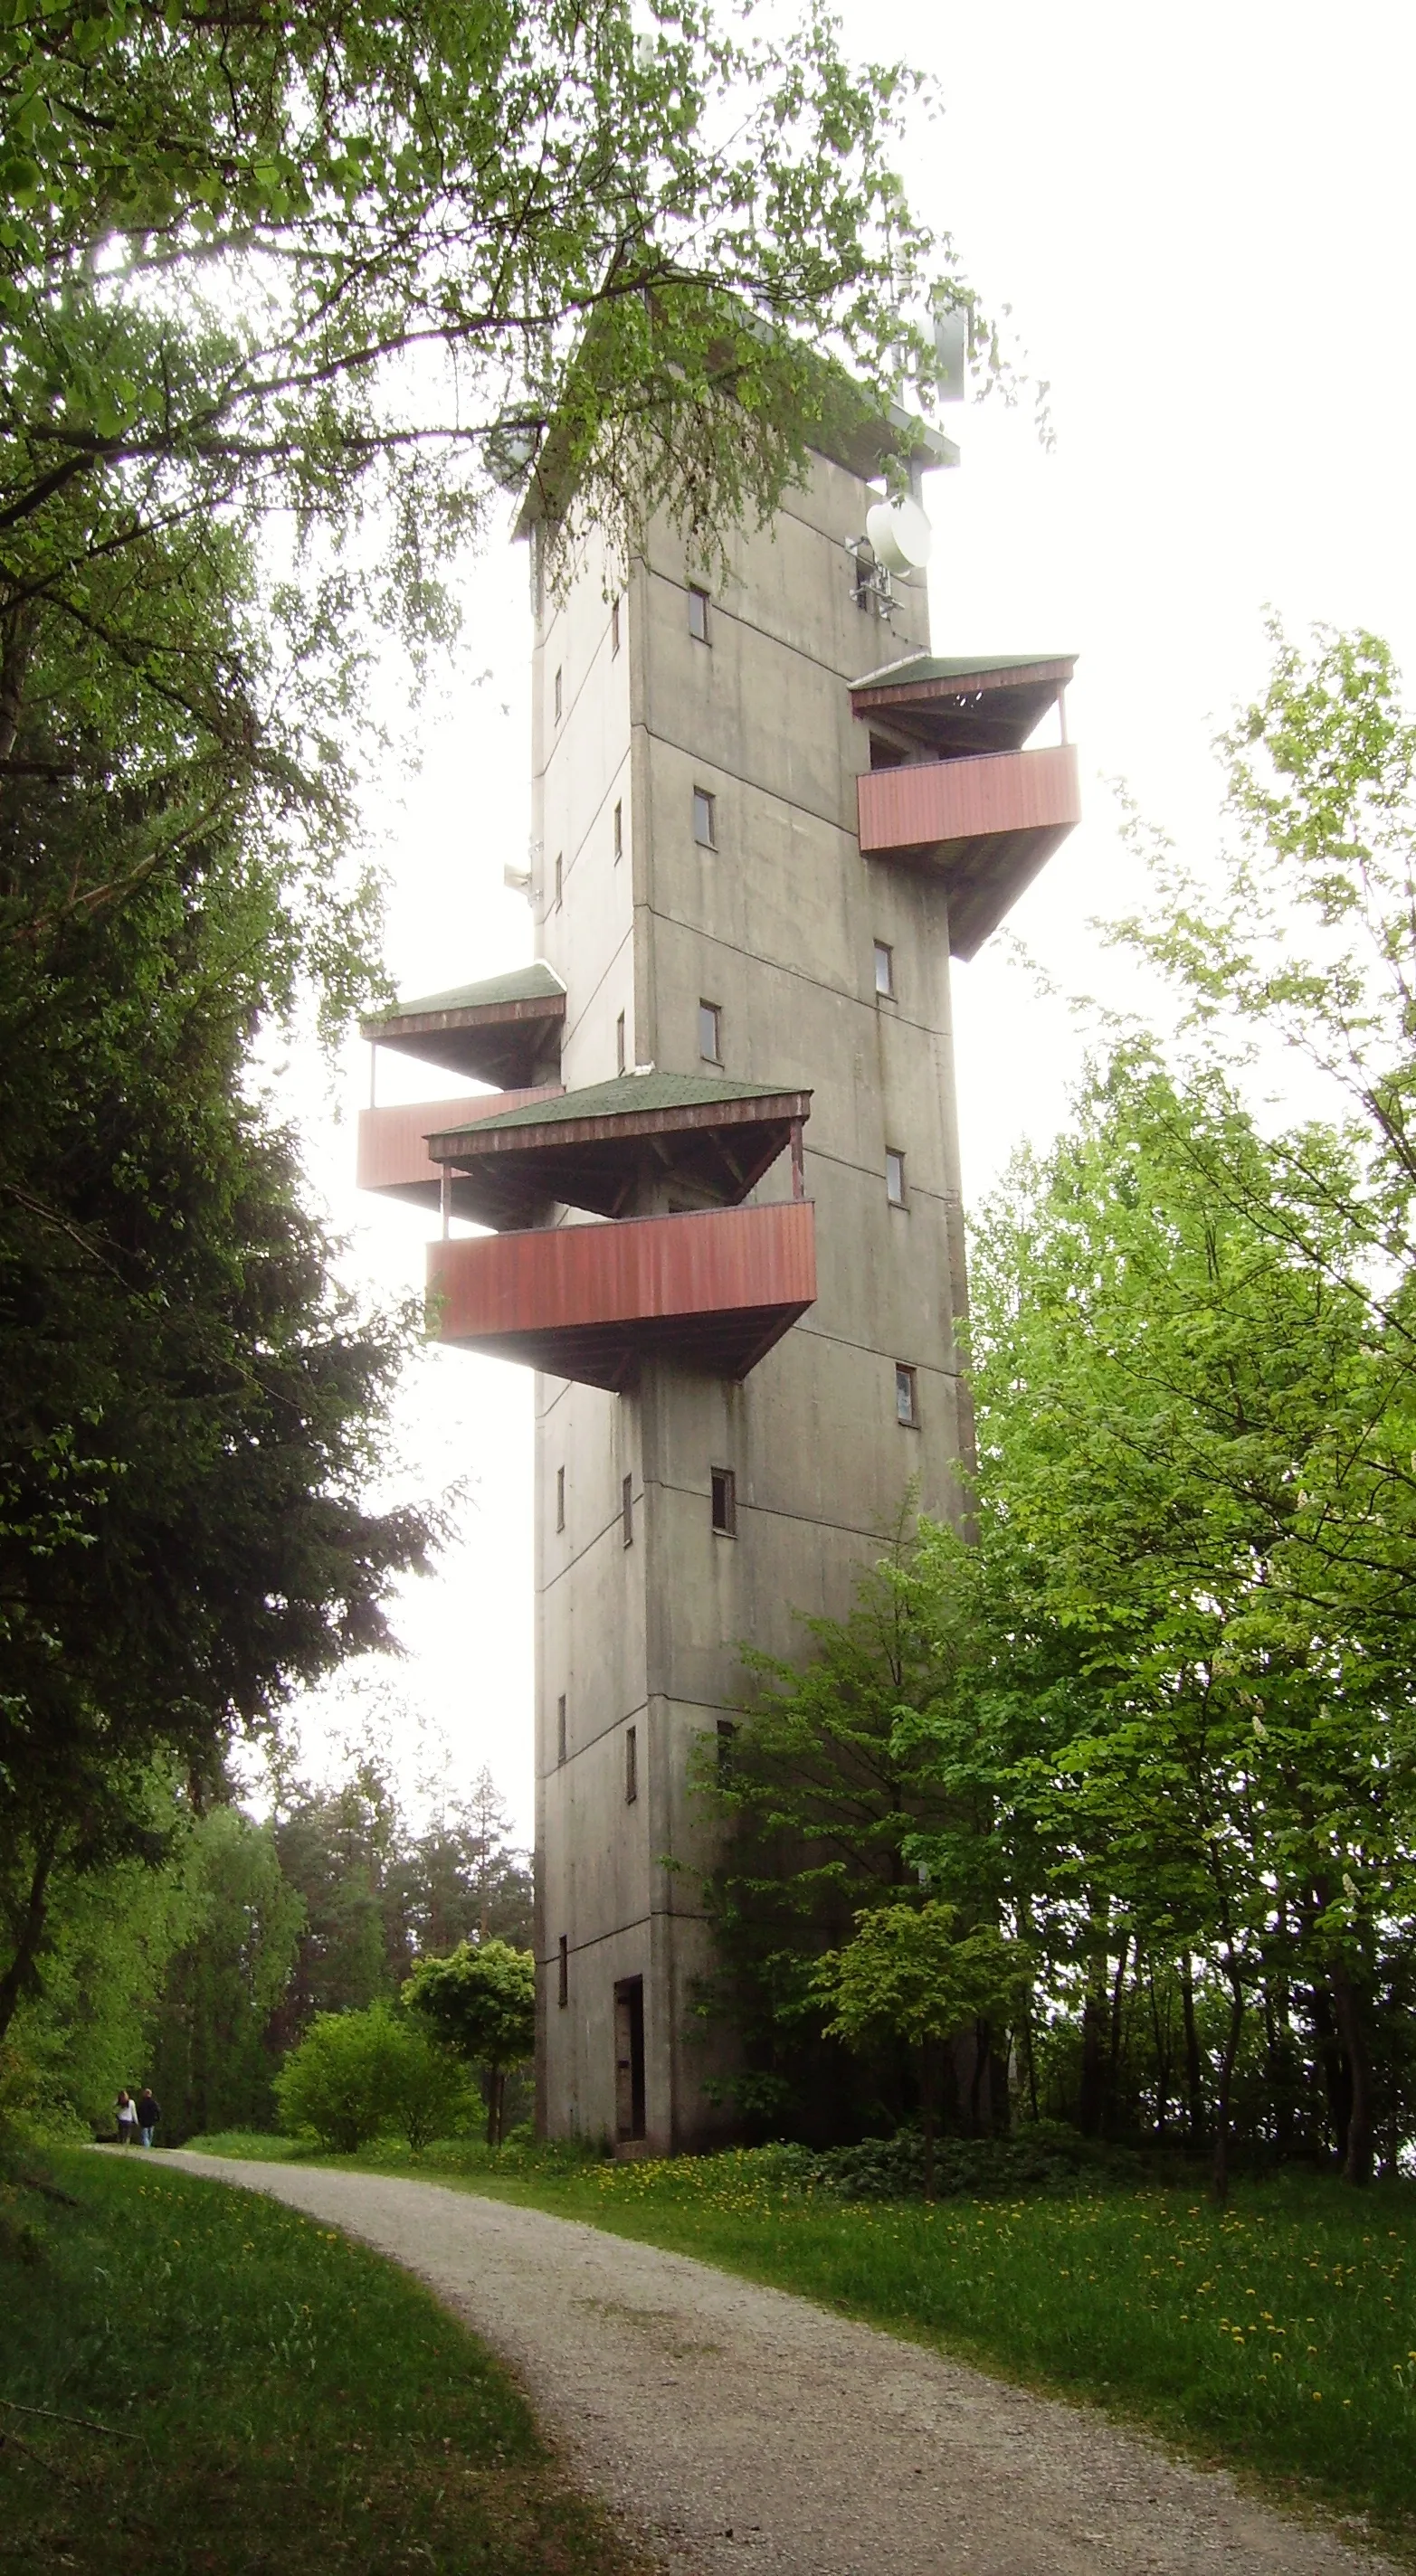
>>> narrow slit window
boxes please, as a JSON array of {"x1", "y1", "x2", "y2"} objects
[
  {"x1": 557, "y1": 1934, "x2": 568, "y2": 2007},
  {"x1": 710, "y1": 1467, "x2": 737, "y2": 1536},
  {"x1": 616, "y1": 1010, "x2": 626, "y2": 1075},
  {"x1": 556, "y1": 1692, "x2": 567, "y2": 1766},
  {"x1": 873, "y1": 939, "x2": 895, "y2": 998},
  {"x1": 692, "y1": 786, "x2": 717, "y2": 848},
  {"x1": 625, "y1": 1724, "x2": 638, "y2": 1804},
  {"x1": 717, "y1": 1717, "x2": 737, "y2": 1774},
  {"x1": 613, "y1": 798, "x2": 622, "y2": 861},
  {"x1": 610, "y1": 596, "x2": 621, "y2": 656},
  {"x1": 688, "y1": 583, "x2": 710, "y2": 643},
  {"x1": 698, "y1": 1000, "x2": 722, "y2": 1065},
  {"x1": 895, "y1": 1362, "x2": 919, "y2": 1428},
  {"x1": 886, "y1": 1149, "x2": 907, "y2": 1208},
  {"x1": 554, "y1": 849, "x2": 563, "y2": 908},
  {"x1": 556, "y1": 1464, "x2": 565, "y2": 1530},
  {"x1": 554, "y1": 665, "x2": 563, "y2": 724},
  {"x1": 622, "y1": 1472, "x2": 634, "y2": 1546}
]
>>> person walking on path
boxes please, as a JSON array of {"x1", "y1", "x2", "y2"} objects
[
  {"x1": 115, "y1": 2089, "x2": 138, "y2": 2145},
  {"x1": 136, "y1": 2087, "x2": 159, "y2": 2148}
]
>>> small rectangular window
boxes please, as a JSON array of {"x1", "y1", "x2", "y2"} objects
[
  {"x1": 622, "y1": 1472, "x2": 633, "y2": 1546},
  {"x1": 556, "y1": 1692, "x2": 567, "y2": 1766},
  {"x1": 895, "y1": 1362, "x2": 919, "y2": 1428},
  {"x1": 698, "y1": 999, "x2": 722, "y2": 1065},
  {"x1": 886, "y1": 1149, "x2": 907, "y2": 1208},
  {"x1": 554, "y1": 849, "x2": 563, "y2": 908},
  {"x1": 611, "y1": 596, "x2": 621, "y2": 656},
  {"x1": 692, "y1": 786, "x2": 717, "y2": 848},
  {"x1": 688, "y1": 584, "x2": 710, "y2": 643},
  {"x1": 616, "y1": 1010, "x2": 626, "y2": 1075},
  {"x1": 613, "y1": 799, "x2": 622, "y2": 861},
  {"x1": 558, "y1": 1934, "x2": 568, "y2": 2006},
  {"x1": 625, "y1": 1724, "x2": 638, "y2": 1804},
  {"x1": 554, "y1": 665, "x2": 563, "y2": 724},
  {"x1": 873, "y1": 939, "x2": 895, "y2": 998},
  {"x1": 556, "y1": 1464, "x2": 565, "y2": 1530},
  {"x1": 717, "y1": 1717, "x2": 737, "y2": 1774},
  {"x1": 710, "y1": 1467, "x2": 737, "y2": 1536}
]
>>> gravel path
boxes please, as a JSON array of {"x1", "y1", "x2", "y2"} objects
[{"x1": 169, "y1": 2153, "x2": 1397, "y2": 2576}]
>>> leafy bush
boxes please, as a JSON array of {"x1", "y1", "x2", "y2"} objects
[
  {"x1": 273, "y1": 2005, "x2": 470, "y2": 2154},
  {"x1": 747, "y1": 2127, "x2": 1103, "y2": 2202},
  {"x1": 394, "y1": 2035, "x2": 473, "y2": 2154}
]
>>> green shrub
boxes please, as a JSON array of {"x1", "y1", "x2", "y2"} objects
[
  {"x1": 394, "y1": 2031, "x2": 473, "y2": 2153},
  {"x1": 273, "y1": 2004, "x2": 469, "y2": 2154}
]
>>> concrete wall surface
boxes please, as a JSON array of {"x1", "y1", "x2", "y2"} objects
[{"x1": 532, "y1": 449, "x2": 971, "y2": 2154}]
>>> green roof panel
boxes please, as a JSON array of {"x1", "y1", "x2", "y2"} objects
[
  {"x1": 851, "y1": 651, "x2": 1074, "y2": 691},
  {"x1": 368, "y1": 961, "x2": 565, "y2": 1027},
  {"x1": 439, "y1": 1069, "x2": 805, "y2": 1140}
]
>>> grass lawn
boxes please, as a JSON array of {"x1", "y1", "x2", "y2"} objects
[
  {"x1": 0, "y1": 2145, "x2": 647, "y2": 2576},
  {"x1": 191, "y1": 2128, "x2": 1416, "y2": 2558}
]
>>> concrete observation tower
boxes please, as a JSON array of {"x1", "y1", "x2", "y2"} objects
[{"x1": 357, "y1": 393, "x2": 1079, "y2": 2154}]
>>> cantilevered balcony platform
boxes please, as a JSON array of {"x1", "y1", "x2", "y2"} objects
[
  {"x1": 856, "y1": 743, "x2": 1080, "y2": 958},
  {"x1": 425, "y1": 1069, "x2": 811, "y2": 1231},
  {"x1": 427, "y1": 1199, "x2": 817, "y2": 1391},
  {"x1": 361, "y1": 961, "x2": 565, "y2": 1085},
  {"x1": 356, "y1": 1087, "x2": 563, "y2": 1215},
  {"x1": 851, "y1": 651, "x2": 1080, "y2": 959}
]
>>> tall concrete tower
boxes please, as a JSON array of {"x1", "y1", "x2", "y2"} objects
[{"x1": 358, "y1": 403, "x2": 1079, "y2": 2153}]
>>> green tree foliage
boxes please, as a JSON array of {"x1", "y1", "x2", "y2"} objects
[
  {"x1": 691, "y1": 1546, "x2": 964, "y2": 2138},
  {"x1": 145, "y1": 1805, "x2": 305, "y2": 2144},
  {"x1": 698, "y1": 628, "x2": 1416, "y2": 2197},
  {"x1": 0, "y1": 739, "x2": 430, "y2": 2041},
  {"x1": 404, "y1": 1940, "x2": 536, "y2": 2146},
  {"x1": 271, "y1": 1762, "x2": 407, "y2": 2037},
  {"x1": 268, "y1": 1757, "x2": 534, "y2": 2044},
  {"x1": 0, "y1": 0, "x2": 951, "y2": 2065},
  {"x1": 0, "y1": 0, "x2": 970, "y2": 691},
  {"x1": 815, "y1": 1902, "x2": 1030, "y2": 2195},
  {"x1": 4, "y1": 1771, "x2": 199, "y2": 2136},
  {"x1": 273, "y1": 2000, "x2": 468, "y2": 2155}
]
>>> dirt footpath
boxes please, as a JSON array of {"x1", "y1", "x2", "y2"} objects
[{"x1": 169, "y1": 2154, "x2": 1397, "y2": 2576}]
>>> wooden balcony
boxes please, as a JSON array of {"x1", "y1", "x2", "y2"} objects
[
  {"x1": 426, "y1": 1199, "x2": 817, "y2": 1390},
  {"x1": 357, "y1": 1089, "x2": 562, "y2": 1214},
  {"x1": 856, "y1": 743, "x2": 1080, "y2": 959}
]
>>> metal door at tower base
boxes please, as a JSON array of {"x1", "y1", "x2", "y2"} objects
[{"x1": 614, "y1": 1975, "x2": 646, "y2": 2142}]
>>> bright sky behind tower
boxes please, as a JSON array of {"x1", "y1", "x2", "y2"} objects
[{"x1": 288, "y1": 0, "x2": 1416, "y2": 1842}]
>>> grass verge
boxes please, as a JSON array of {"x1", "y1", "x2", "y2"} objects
[
  {"x1": 0, "y1": 2145, "x2": 647, "y2": 2576},
  {"x1": 187, "y1": 2129, "x2": 1416, "y2": 2558}
]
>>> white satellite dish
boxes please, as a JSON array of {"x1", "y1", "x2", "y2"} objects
[{"x1": 864, "y1": 495, "x2": 933, "y2": 576}]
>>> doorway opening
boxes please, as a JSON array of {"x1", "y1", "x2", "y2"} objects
[{"x1": 613, "y1": 1976, "x2": 646, "y2": 2143}]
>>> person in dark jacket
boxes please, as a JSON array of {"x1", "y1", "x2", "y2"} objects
[{"x1": 136, "y1": 2087, "x2": 160, "y2": 2148}]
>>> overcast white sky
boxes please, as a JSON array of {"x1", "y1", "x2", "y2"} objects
[{"x1": 286, "y1": 0, "x2": 1416, "y2": 1842}]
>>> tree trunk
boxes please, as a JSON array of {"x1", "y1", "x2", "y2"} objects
[
  {"x1": 0, "y1": 1836, "x2": 57, "y2": 2046},
  {"x1": 1211, "y1": 1975, "x2": 1245, "y2": 2204},
  {"x1": 1309, "y1": 1980, "x2": 1352, "y2": 2165},
  {"x1": 1146, "y1": 1961, "x2": 1172, "y2": 2143},
  {"x1": 1181, "y1": 1954, "x2": 1206, "y2": 2145},
  {"x1": 920, "y1": 2041, "x2": 938, "y2": 2201},
  {"x1": 1078, "y1": 1954, "x2": 1109, "y2": 2138},
  {"x1": 1329, "y1": 1963, "x2": 1374, "y2": 2188},
  {"x1": 968, "y1": 2019, "x2": 993, "y2": 2137},
  {"x1": 1105, "y1": 1937, "x2": 1132, "y2": 2137}
]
